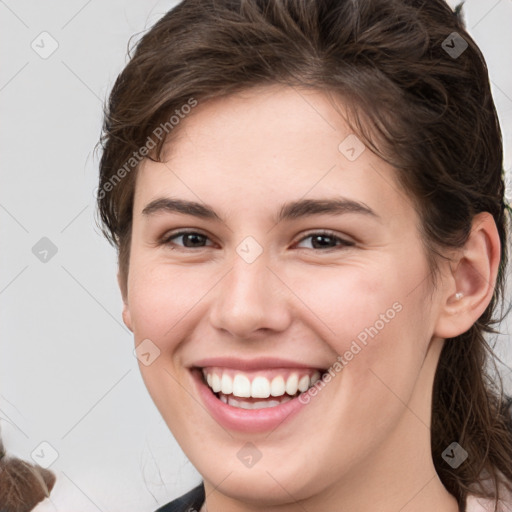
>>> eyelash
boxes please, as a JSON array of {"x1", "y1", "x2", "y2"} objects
[{"x1": 159, "y1": 230, "x2": 355, "y2": 252}]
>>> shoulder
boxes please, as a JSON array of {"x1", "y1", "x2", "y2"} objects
[{"x1": 154, "y1": 482, "x2": 205, "y2": 512}]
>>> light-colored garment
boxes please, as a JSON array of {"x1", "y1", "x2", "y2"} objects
[
  {"x1": 466, "y1": 494, "x2": 512, "y2": 512},
  {"x1": 465, "y1": 473, "x2": 512, "y2": 512}
]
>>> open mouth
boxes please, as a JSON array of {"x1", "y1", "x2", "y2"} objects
[{"x1": 198, "y1": 366, "x2": 326, "y2": 410}]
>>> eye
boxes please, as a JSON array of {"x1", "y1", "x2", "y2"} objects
[
  {"x1": 161, "y1": 230, "x2": 214, "y2": 249},
  {"x1": 159, "y1": 229, "x2": 354, "y2": 251},
  {"x1": 295, "y1": 230, "x2": 355, "y2": 251}
]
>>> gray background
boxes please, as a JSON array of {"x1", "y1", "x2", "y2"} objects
[{"x1": 0, "y1": 1, "x2": 511, "y2": 510}]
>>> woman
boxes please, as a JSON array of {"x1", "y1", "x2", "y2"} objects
[{"x1": 96, "y1": 0, "x2": 512, "y2": 511}]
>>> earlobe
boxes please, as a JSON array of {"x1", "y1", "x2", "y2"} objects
[
  {"x1": 433, "y1": 212, "x2": 501, "y2": 339},
  {"x1": 117, "y1": 271, "x2": 133, "y2": 332},
  {"x1": 122, "y1": 304, "x2": 133, "y2": 332}
]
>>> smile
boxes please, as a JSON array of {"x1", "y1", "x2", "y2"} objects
[
  {"x1": 189, "y1": 358, "x2": 330, "y2": 432},
  {"x1": 201, "y1": 367, "x2": 322, "y2": 409}
]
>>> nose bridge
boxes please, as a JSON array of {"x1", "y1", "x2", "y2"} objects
[{"x1": 208, "y1": 246, "x2": 291, "y2": 338}]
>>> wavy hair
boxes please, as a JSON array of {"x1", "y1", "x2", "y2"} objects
[{"x1": 96, "y1": 1, "x2": 512, "y2": 510}]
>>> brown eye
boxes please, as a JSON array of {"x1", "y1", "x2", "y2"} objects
[
  {"x1": 162, "y1": 231, "x2": 214, "y2": 249},
  {"x1": 295, "y1": 231, "x2": 354, "y2": 251}
]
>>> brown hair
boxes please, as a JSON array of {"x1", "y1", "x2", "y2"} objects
[
  {"x1": 0, "y1": 431, "x2": 56, "y2": 511},
  {"x1": 96, "y1": 0, "x2": 512, "y2": 509}
]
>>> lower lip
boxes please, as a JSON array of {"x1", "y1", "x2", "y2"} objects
[{"x1": 191, "y1": 369, "x2": 310, "y2": 433}]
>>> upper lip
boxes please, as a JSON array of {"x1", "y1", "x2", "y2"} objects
[{"x1": 190, "y1": 357, "x2": 327, "y2": 372}]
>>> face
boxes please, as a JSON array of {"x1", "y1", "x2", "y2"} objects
[{"x1": 123, "y1": 85, "x2": 446, "y2": 505}]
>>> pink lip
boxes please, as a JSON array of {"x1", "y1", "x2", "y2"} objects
[
  {"x1": 190, "y1": 356, "x2": 325, "y2": 372},
  {"x1": 190, "y1": 368, "x2": 312, "y2": 433}
]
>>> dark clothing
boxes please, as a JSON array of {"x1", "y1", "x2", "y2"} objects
[{"x1": 155, "y1": 482, "x2": 205, "y2": 512}]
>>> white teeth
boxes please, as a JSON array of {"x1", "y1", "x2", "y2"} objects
[
  {"x1": 298, "y1": 375, "x2": 310, "y2": 392},
  {"x1": 223, "y1": 394, "x2": 293, "y2": 409},
  {"x1": 251, "y1": 376, "x2": 271, "y2": 398},
  {"x1": 232, "y1": 374, "x2": 251, "y2": 397},
  {"x1": 211, "y1": 373, "x2": 221, "y2": 393},
  {"x1": 203, "y1": 368, "x2": 323, "y2": 400},
  {"x1": 270, "y1": 376, "x2": 286, "y2": 397},
  {"x1": 285, "y1": 373, "x2": 299, "y2": 395},
  {"x1": 221, "y1": 373, "x2": 233, "y2": 395}
]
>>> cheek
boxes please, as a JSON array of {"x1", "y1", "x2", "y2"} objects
[
  {"x1": 127, "y1": 261, "x2": 203, "y2": 425},
  {"x1": 292, "y1": 261, "x2": 424, "y2": 343},
  {"x1": 284, "y1": 265, "x2": 431, "y2": 460},
  {"x1": 286, "y1": 252, "x2": 432, "y2": 393},
  {"x1": 127, "y1": 261, "x2": 208, "y2": 342}
]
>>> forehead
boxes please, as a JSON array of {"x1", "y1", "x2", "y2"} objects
[
  {"x1": 133, "y1": 85, "x2": 412, "y2": 221},
  {"x1": 165, "y1": 85, "x2": 344, "y2": 160}
]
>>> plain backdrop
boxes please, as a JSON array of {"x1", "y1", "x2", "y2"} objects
[{"x1": 0, "y1": 1, "x2": 511, "y2": 510}]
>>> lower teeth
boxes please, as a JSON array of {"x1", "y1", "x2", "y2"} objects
[{"x1": 217, "y1": 392, "x2": 295, "y2": 409}]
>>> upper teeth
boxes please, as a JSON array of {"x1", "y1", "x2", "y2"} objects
[{"x1": 202, "y1": 368, "x2": 322, "y2": 398}]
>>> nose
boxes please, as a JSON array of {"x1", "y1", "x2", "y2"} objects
[{"x1": 208, "y1": 251, "x2": 292, "y2": 339}]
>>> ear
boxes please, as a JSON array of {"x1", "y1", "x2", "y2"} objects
[
  {"x1": 433, "y1": 212, "x2": 501, "y2": 339},
  {"x1": 117, "y1": 271, "x2": 133, "y2": 332}
]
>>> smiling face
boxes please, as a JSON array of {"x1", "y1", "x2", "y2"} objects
[{"x1": 122, "y1": 85, "x2": 452, "y2": 509}]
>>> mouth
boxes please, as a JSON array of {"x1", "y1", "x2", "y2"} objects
[
  {"x1": 196, "y1": 366, "x2": 325, "y2": 410},
  {"x1": 188, "y1": 357, "x2": 331, "y2": 432}
]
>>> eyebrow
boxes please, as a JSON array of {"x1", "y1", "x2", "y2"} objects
[{"x1": 141, "y1": 196, "x2": 380, "y2": 224}]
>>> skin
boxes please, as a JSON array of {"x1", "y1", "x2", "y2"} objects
[{"x1": 120, "y1": 84, "x2": 500, "y2": 512}]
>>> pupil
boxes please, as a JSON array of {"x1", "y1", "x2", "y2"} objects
[
  {"x1": 184, "y1": 233, "x2": 205, "y2": 247},
  {"x1": 312, "y1": 235, "x2": 335, "y2": 249}
]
